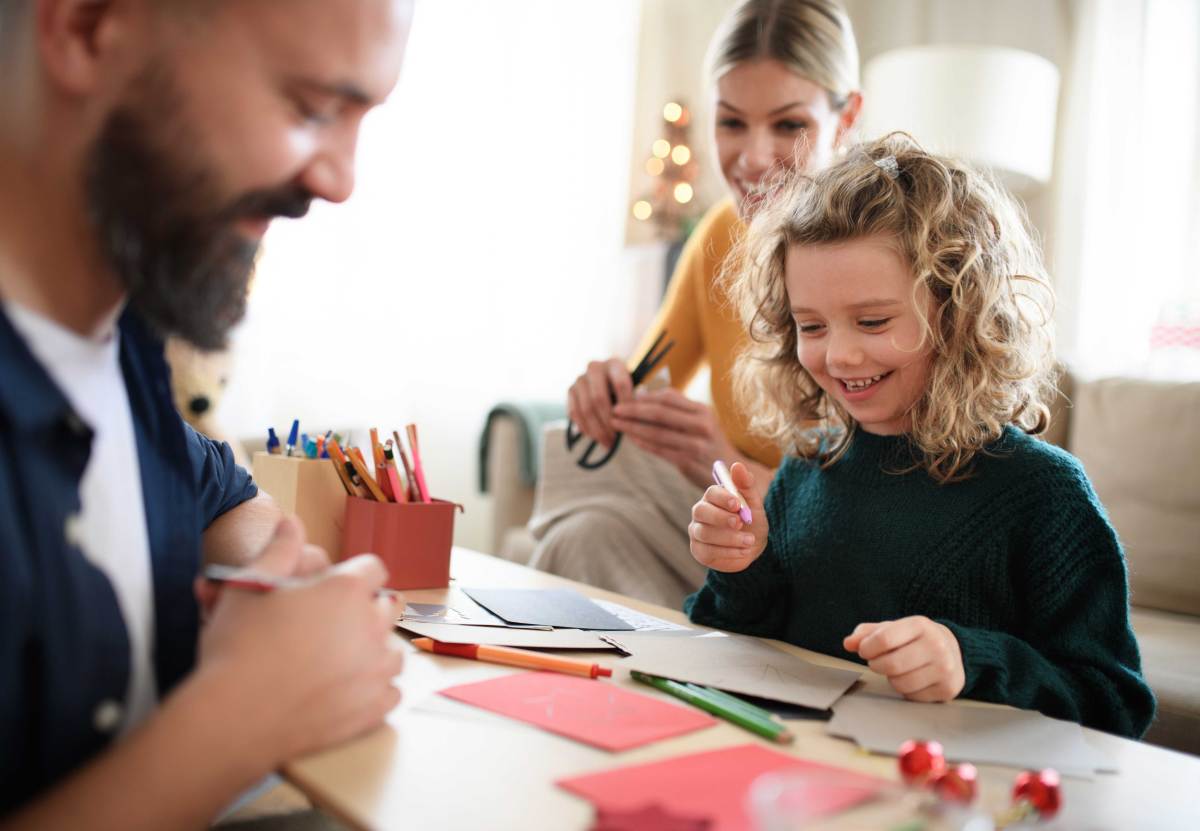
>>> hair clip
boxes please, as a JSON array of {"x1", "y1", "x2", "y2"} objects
[{"x1": 874, "y1": 155, "x2": 900, "y2": 180}]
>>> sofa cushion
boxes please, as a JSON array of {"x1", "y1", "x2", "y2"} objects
[
  {"x1": 1129, "y1": 607, "x2": 1200, "y2": 756},
  {"x1": 1068, "y1": 376, "x2": 1200, "y2": 616}
]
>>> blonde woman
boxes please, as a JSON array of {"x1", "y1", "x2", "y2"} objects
[
  {"x1": 528, "y1": 0, "x2": 863, "y2": 607},
  {"x1": 687, "y1": 134, "x2": 1155, "y2": 737}
]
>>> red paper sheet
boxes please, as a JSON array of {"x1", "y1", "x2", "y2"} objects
[
  {"x1": 558, "y1": 744, "x2": 887, "y2": 831},
  {"x1": 438, "y1": 671, "x2": 716, "y2": 752}
]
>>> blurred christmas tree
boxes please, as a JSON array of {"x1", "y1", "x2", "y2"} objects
[{"x1": 631, "y1": 100, "x2": 701, "y2": 241}]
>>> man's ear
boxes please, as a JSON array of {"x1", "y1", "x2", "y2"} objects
[{"x1": 34, "y1": 0, "x2": 139, "y2": 96}]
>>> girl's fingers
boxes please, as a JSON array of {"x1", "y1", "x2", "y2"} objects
[
  {"x1": 903, "y1": 682, "x2": 958, "y2": 703},
  {"x1": 886, "y1": 662, "x2": 943, "y2": 696},
  {"x1": 689, "y1": 541, "x2": 757, "y2": 572},
  {"x1": 843, "y1": 621, "x2": 882, "y2": 652},
  {"x1": 702, "y1": 484, "x2": 743, "y2": 513},
  {"x1": 688, "y1": 519, "x2": 755, "y2": 549},
  {"x1": 856, "y1": 617, "x2": 925, "y2": 660},
  {"x1": 693, "y1": 500, "x2": 744, "y2": 530},
  {"x1": 866, "y1": 639, "x2": 932, "y2": 679}
]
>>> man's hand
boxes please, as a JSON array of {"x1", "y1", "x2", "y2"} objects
[
  {"x1": 195, "y1": 517, "x2": 403, "y2": 768},
  {"x1": 844, "y1": 616, "x2": 965, "y2": 702}
]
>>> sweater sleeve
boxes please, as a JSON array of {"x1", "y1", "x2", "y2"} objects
[
  {"x1": 629, "y1": 203, "x2": 727, "y2": 391},
  {"x1": 939, "y1": 471, "x2": 1156, "y2": 739},
  {"x1": 684, "y1": 464, "x2": 792, "y2": 637}
]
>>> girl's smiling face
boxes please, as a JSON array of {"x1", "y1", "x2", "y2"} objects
[{"x1": 785, "y1": 235, "x2": 934, "y2": 435}]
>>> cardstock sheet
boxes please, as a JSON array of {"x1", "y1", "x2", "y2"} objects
[
  {"x1": 396, "y1": 620, "x2": 618, "y2": 650},
  {"x1": 826, "y1": 693, "x2": 1117, "y2": 779},
  {"x1": 439, "y1": 671, "x2": 716, "y2": 752},
  {"x1": 463, "y1": 587, "x2": 634, "y2": 631},
  {"x1": 605, "y1": 631, "x2": 861, "y2": 711},
  {"x1": 399, "y1": 587, "x2": 549, "y2": 629},
  {"x1": 558, "y1": 744, "x2": 887, "y2": 831}
]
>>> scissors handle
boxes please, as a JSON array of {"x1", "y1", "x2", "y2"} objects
[
  {"x1": 564, "y1": 422, "x2": 623, "y2": 469},
  {"x1": 565, "y1": 330, "x2": 674, "y2": 471}
]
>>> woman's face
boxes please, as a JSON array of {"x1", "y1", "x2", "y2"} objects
[{"x1": 713, "y1": 59, "x2": 859, "y2": 219}]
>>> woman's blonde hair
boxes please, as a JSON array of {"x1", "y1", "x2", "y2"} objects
[
  {"x1": 706, "y1": 0, "x2": 860, "y2": 109},
  {"x1": 724, "y1": 133, "x2": 1057, "y2": 482}
]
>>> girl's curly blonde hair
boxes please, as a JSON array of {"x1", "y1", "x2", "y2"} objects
[{"x1": 723, "y1": 133, "x2": 1057, "y2": 482}]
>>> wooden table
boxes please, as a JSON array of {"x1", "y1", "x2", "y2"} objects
[{"x1": 282, "y1": 548, "x2": 1200, "y2": 830}]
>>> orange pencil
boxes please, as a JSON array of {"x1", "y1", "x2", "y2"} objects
[
  {"x1": 370, "y1": 427, "x2": 385, "y2": 468},
  {"x1": 410, "y1": 638, "x2": 612, "y2": 679},
  {"x1": 347, "y1": 447, "x2": 389, "y2": 503},
  {"x1": 325, "y1": 439, "x2": 356, "y2": 495}
]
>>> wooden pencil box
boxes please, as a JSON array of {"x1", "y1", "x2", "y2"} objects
[{"x1": 251, "y1": 452, "x2": 348, "y2": 561}]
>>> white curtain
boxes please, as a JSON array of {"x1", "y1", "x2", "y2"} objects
[
  {"x1": 1051, "y1": 0, "x2": 1200, "y2": 379},
  {"x1": 221, "y1": 1, "x2": 645, "y2": 548}
]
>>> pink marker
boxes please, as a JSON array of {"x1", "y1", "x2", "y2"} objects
[{"x1": 712, "y1": 460, "x2": 753, "y2": 525}]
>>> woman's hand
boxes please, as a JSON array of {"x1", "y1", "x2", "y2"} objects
[
  {"x1": 611, "y1": 388, "x2": 749, "y2": 489},
  {"x1": 688, "y1": 462, "x2": 768, "y2": 573},
  {"x1": 843, "y1": 616, "x2": 965, "y2": 702},
  {"x1": 194, "y1": 518, "x2": 404, "y2": 770},
  {"x1": 567, "y1": 358, "x2": 634, "y2": 448}
]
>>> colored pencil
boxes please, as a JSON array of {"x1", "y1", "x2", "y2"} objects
[{"x1": 630, "y1": 671, "x2": 793, "y2": 744}]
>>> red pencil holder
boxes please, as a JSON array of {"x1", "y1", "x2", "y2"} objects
[{"x1": 341, "y1": 496, "x2": 458, "y2": 590}]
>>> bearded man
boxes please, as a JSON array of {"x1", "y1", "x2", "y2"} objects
[{"x1": 0, "y1": 1, "x2": 413, "y2": 826}]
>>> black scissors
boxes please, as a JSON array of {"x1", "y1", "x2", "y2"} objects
[{"x1": 566, "y1": 330, "x2": 675, "y2": 470}]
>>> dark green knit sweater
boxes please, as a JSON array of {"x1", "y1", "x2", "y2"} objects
[{"x1": 685, "y1": 427, "x2": 1156, "y2": 738}]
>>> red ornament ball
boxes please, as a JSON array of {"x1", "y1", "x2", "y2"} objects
[
  {"x1": 930, "y1": 763, "x2": 978, "y2": 804},
  {"x1": 898, "y1": 739, "x2": 947, "y2": 785},
  {"x1": 1013, "y1": 769, "x2": 1062, "y2": 819}
]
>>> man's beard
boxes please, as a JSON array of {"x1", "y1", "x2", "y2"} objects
[{"x1": 84, "y1": 63, "x2": 312, "y2": 350}]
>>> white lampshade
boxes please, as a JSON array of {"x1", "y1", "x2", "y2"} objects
[{"x1": 862, "y1": 46, "x2": 1060, "y2": 193}]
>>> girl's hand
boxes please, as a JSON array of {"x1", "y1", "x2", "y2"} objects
[
  {"x1": 843, "y1": 616, "x2": 965, "y2": 702},
  {"x1": 611, "y1": 388, "x2": 747, "y2": 490},
  {"x1": 688, "y1": 462, "x2": 768, "y2": 573},
  {"x1": 567, "y1": 358, "x2": 634, "y2": 448}
]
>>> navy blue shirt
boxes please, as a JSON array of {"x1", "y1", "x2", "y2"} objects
[{"x1": 0, "y1": 306, "x2": 257, "y2": 815}]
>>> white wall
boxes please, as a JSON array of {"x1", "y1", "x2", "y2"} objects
[{"x1": 221, "y1": 1, "x2": 645, "y2": 551}]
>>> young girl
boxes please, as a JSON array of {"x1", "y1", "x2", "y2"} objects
[{"x1": 685, "y1": 133, "x2": 1155, "y2": 738}]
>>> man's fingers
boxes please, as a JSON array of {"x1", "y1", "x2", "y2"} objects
[
  {"x1": 297, "y1": 543, "x2": 332, "y2": 576},
  {"x1": 333, "y1": 553, "x2": 389, "y2": 594}
]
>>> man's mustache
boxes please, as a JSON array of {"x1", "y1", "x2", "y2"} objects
[{"x1": 220, "y1": 183, "x2": 314, "y2": 223}]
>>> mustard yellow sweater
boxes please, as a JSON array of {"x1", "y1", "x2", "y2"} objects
[{"x1": 630, "y1": 199, "x2": 781, "y2": 468}]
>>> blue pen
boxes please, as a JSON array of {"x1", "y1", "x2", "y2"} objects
[
  {"x1": 267, "y1": 427, "x2": 281, "y2": 455},
  {"x1": 304, "y1": 438, "x2": 318, "y2": 459},
  {"x1": 285, "y1": 419, "x2": 300, "y2": 457}
]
